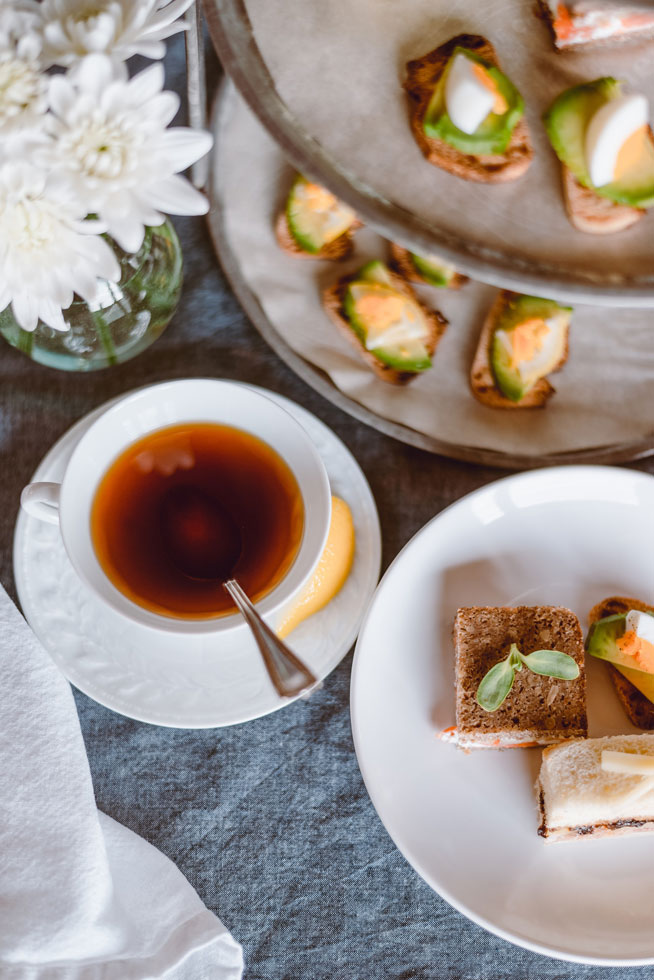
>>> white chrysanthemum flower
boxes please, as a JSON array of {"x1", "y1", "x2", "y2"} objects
[
  {"x1": 0, "y1": 1, "x2": 47, "y2": 134},
  {"x1": 41, "y1": 0, "x2": 194, "y2": 65},
  {"x1": 44, "y1": 54, "x2": 212, "y2": 252},
  {"x1": 0, "y1": 162, "x2": 120, "y2": 332}
]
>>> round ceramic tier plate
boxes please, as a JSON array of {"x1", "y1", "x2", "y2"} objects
[
  {"x1": 351, "y1": 466, "x2": 654, "y2": 965},
  {"x1": 206, "y1": 0, "x2": 654, "y2": 305},
  {"x1": 14, "y1": 386, "x2": 381, "y2": 728},
  {"x1": 207, "y1": 83, "x2": 654, "y2": 469}
]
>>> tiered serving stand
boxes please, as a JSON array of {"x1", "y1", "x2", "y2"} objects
[{"x1": 201, "y1": 0, "x2": 654, "y2": 467}]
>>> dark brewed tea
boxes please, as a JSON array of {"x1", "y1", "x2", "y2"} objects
[{"x1": 91, "y1": 423, "x2": 304, "y2": 618}]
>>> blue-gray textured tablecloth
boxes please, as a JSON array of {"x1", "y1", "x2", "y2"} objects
[{"x1": 2, "y1": 34, "x2": 654, "y2": 980}]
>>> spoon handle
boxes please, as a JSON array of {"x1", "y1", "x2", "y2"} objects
[{"x1": 223, "y1": 579, "x2": 318, "y2": 698}]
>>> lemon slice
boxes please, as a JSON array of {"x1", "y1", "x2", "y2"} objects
[{"x1": 277, "y1": 496, "x2": 355, "y2": 639}]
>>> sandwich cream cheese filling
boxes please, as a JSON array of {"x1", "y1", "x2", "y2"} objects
[
  {"x1": 440, "y1": 728, "x2": 542, "y2": 749},
  {"x1": 540, "y1": 734, "x2": 654, "y2": 828}
]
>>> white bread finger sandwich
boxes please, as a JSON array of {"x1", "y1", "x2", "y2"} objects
[{"x1": 538, "y1": 733, "x2": 654, "y2": 841}]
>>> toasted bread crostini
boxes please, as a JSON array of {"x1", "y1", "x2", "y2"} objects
[
  {"x1": 389, "y1": 242, "x2": 468, "y2": 290},
  {"x1": 562, "y1": 166, "x2": 645, "y2": 234},
  {"x1": 276, "y1": 175, "x2": 361, "y2": 260},
  {"x1": 544, "y1": 78, "x2": 654, "y2": 234},
  {"x1": 322, "y1": 260, "x2": 447, "y2": 386},
  {"x1": 587, "y1": 596, "x2": 654, "y2": 730},
  {"x1": 470, "y1": 291, "x2": 571, "y2": 409},
  {"x1": 404, "y1": 34, "x2": 533, "y2": 184}
]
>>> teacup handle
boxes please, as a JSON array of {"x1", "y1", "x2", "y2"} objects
[{"x1": 21, "y1": 482, "x2": 61, "y2": 526}]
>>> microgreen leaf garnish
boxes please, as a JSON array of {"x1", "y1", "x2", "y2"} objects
[
  {"x1": 519, "y1": 649, "x2": 580, "y2": 679},
  {"x1": 475, "y1": 657, "x2": 516, "y2": 712},
  {"x1": 475, "y1": 642, "x2": 579, "y2": 712}
]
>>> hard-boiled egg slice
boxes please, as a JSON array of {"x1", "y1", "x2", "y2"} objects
[
  {"x1": 295, "y1": 181, "x2": 356, "y2": 244},
  {"x1": 618, "y1": 610, "x2": 654, "y2": 672},
  {"x1": 585, "y1": 92, "x2": 649, "y2": 188},
  {"x1": 445, "y1": 52, "x2": 507, "y2": 135},
  {"x1": 626, "y1": 610, "x2": 654, "y2": 646},
  {"x1": 349, "y1": 286, "x2": 429, "y2": 350},
  {"x1": 495, "y1": 313, "x2": 567, "y2": 385}
]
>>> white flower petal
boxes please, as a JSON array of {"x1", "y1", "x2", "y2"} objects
[
  {"x1": 72, "y1": 271, "x2": 101, "y2": 305},
  {"x1": 140, "y1": 174, "x2": 209, "y2": 215},
  {"x1": 127, "y1": 62, "x2": 164, "y2": 105},
  {"x1": 144, "y1": 90, "x2": 179, "y2": 127},
  {"x1": 144, "y1": 0, "x2": 194, "y2": 33},
  {"x1": 83, "y1": 236, "x2": 121, "y2": 281},
  {"x1": 104, "y1": 211, "x2": 146, "y2": 253},
  {"x1": 38, "y1": 297, "x2": 68, "y2": 331},
  {"x1": 48, "y1": 74, "x2": 76, "y2": 118},
  {"x1": 156, "y1": 128, "x2": 213, "y2": 171},
  {"x1": 144, "y1": 23, "x2": 187, "y2": 43},
  {"x1": 126, "y1": 39, "x2": 167, "y2": 59},
  {"x1": 72, "y1": 54, "x2": 116, "y2": 98},
  {"x1": 40, "y1": 0, "x2": 192, "y2": 65},
  {"x1": 12, "y1": 292, "x2": 39, "y2": 332}
]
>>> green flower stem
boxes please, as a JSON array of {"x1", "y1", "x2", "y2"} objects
[
  {"x1": 91, "y1": 308, "x2": 118, "y2": 367},
  {"x1": 16, "y1": 329, "x2": 34, "y2": 357}
]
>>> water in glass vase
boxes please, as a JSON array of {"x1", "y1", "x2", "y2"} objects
[{"x1": 0, "y1": 220, "x2": 183, "y2": 371}]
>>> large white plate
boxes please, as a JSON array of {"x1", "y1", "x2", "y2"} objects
[
  {"x1": 351, "y1": 466, "x2": 654, "y2": 964},
  {"x1": 14, "y1": 386, "x2": 381, "y2": 728}
]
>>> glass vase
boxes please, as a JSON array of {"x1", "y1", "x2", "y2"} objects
[{"x1": 0, "y1": 220, "x2": 183, "y2": 371}]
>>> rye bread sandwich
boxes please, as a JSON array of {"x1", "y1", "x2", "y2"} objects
[
  {"x1": 446, "y1": 606, "x2": 587, "y2": 750},
  {"x1": 388, "y1": 242, "x2": 467, "y2": 290},
  {"x1": 276, "y1": 175, "x2": 361, "y2": 260},
  {"x1": 470, "y1": 291, "x2": 571, "y2": 409},
  {"x1": 404, "y1": 34, "x2": 533, "y2": 183},
  {"x1": 538, "y1": 733, "x2": 654, "y2": 842},
  {"x1": 586, "y1": 596, "x2": 654, "y2": 729},
  {"x1": 322, "y1": 259, "x2": 447, "y2": 385}
]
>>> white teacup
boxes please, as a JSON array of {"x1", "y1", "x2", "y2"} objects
[{"x1": 21, "y1": 379, "x2": 332, "y2": 636}]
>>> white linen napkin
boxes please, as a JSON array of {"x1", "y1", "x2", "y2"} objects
[{"x1": 0, "y1": 583, "x2": 244, "y2": 980}]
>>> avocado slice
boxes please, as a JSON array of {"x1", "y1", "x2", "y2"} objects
[
  {"x1": 586, "y1": 614, "x2": 634, "y2": 668},
  {"x1": 286, "y1": 176, "x2": 355, "y2": 253},
  {"x1": 489, "y1": 295, "x2": 571, "y2": 402},
  {"x1": 423, "y1": 47, "x2": 524, "y2": 156},
  {"x1": 587, "y1": 611, "x2": 654, "y2": 707},
  {"x1": 343, "y1": 264, "x2": 432, "y2": 372},
  {"x1": 410, "y1": 252, "x2": 457, "y2": 287},
  {"x1": 543, "y1": 78, "x2": 654, "y2": 209},
  {"x1": 614, "y1": 664, "x2": 654, "y2": 704},
  {"x1": 357, "y1": 260, "x2": 395, "y2": 288}
]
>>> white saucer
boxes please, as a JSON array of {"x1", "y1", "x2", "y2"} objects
[
  {"x1": 351, "y1": 466, "x2": 654, "y2": 965},
  {"x1": 14, "y1": 386, "x2": 381, "y2": 728}
]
